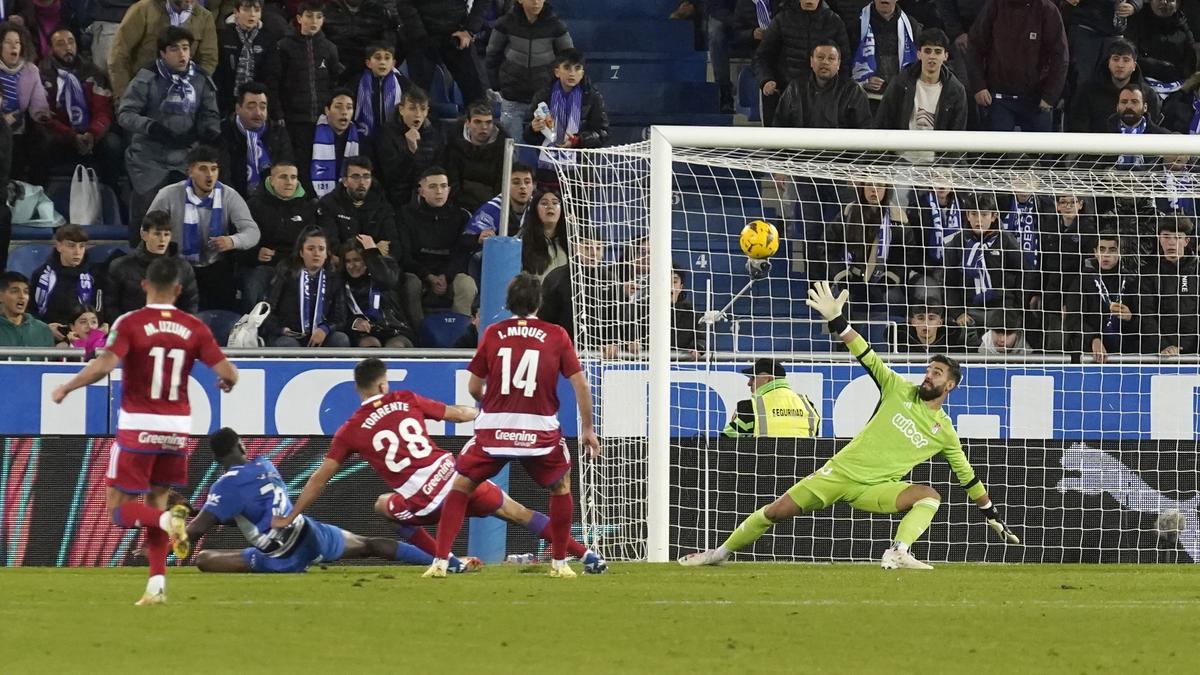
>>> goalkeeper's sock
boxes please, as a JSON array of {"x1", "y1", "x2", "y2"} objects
[
  {"x1": 397, "y1": 525, "x2": 438, "y2": 556},
  {"x1": 434, "y1": 490, "x2": 470, "y2": 560},
  {"x1": 894, "y1": 497, "x2": 941, "y2": 548},
  {"x1": 721, "y1": 507, "x2": 774, "y2": 553}
]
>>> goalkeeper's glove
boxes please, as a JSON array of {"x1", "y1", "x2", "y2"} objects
[
  {"x1": 805, "y1": 281, "x2": 850, "y2": 333},
  {"x1": 980, "y1": 502, "x2": 1020, "y2": 544}
]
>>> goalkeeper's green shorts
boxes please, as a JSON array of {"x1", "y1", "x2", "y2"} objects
[{"x1": 785, "y1": 462, "x2": 910, "y2": 514}]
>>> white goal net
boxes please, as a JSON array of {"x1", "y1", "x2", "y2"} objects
[{"x1": 549, "y1": 128, "x2": 1200, "y2": 564}]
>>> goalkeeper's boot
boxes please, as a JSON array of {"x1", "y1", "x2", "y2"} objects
[
  {"x1": 134, "y1": 591, "x2": 167, "y2": 606},
  {"x1": 448, "y1": 556, "x2": 484, "y2": 573},
  {"x1": 582, "y1": 550, "x2": 608, "y2": 574},
  {"x1": 549, "y1": 560, "x2": 577, "y2": 578},
  {"x1": 880, "y1": 547, "x2": 934, "y2": 570},
  {"x1": 166, "y1": 504, "x2": 191, "y2": 560},
  {"x1": 677, "y1": 548, "x2": 728, "y2": 567},
  {"x1": 422, "y1": 559, "x2": 449, "y2": 578}
]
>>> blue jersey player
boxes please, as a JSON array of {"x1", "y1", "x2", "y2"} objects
[{"x1": 186, "y1": 428, "x2": 481, "y2": 573}]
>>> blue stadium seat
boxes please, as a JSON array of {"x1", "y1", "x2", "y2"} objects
[
  {"x1": 6, "y1": 243, "x2": 53, "y2": 277},
  {"x1": 567, "y1": 19, "x2": 694, "y2": 53},
  {"x1": 419, "y1": 311, "x2": 472, "y2": 347},
  {"x1": 735, "y1": 66, "x2": 761, "y2": 122},
  {"x1": 586, "y1": 52, "x2": 708, "y2": 84},
  {"x1": 89, "y1": 243, "x2": 129, "y2": 265},
  {"x1": 41, "y1": 179, "x2": 128, "y2": 240},
  {"x1": 555, "y1": 0, "x2": 676, "y2": 20},
  {"x1": 600, "y1": 82, "x2": 720, "y2": 116},
  {"x1": 429, "y1": 65, "x2": 463, "y2": 119},
  {"x1": 197, "y1": 310, "x2": 241, "y2": 347}
]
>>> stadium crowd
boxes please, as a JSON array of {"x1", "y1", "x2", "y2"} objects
[{"x1": 0, "y1": 0, "x2": 1195, "y2": 363}]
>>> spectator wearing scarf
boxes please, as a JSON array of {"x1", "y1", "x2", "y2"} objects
[
  {"x1": 1107, "y1": 83, "x2": 1172, "y2": 168},
  {"x1": 851, "y1": 0, "x2": 918, "y2": 98},
  {"x1": 216, "y1": 81, "x2": 292, "y2": 197},
  {"x1": 0, "y1": 22, "x2": 51, "y2": 137},
  {"x1": 523, "y1": 50, "x2": 609, "y2": 185},
  {"x1": 353, "y1": 43, "x2": 409, "y2": 138},
  {"x1": 1161, "y1": 72, "x2": 1200, "y2": 135},
  {"x1": 833, "y1": 184, "x2": 907, "y2": 317},
  {"x1": 107, "y1": 0, "x2": 219, "y2": 97},
  {"x1": 213, "y1": 0, "x2": 281, "y2": 117},
  {"x1": 310, "y1": 88, "x2": 369, "y2": 198},
  {"x1": 340, "y1": 237, "x2": 414, "y2": 348},
  {"x1": 904, "y1": 186, "x2": 960, "y2": 285},
  {"x1": 1002, "y1": 192, "x2": 1043, "y2": 271},
  {"x1": 30, "y1": 224, "x2": 97, "y2": 328},
  {"x1": 1074, "y1": 230, "x2": 1136, "y2": 360},
  {"x1": 943, "y1": 192, "x2": 1027, "y2": 334},
  {"x1": 146, "y1": 145, "x2": 260, "y2": 310},
  {"x1": 262, "y1": 227, "x2": 351, "y2": 347}
]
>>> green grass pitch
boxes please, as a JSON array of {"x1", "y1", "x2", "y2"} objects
[{"x1": 2, "y1": 563, "x2": 1198, "y2": 673}]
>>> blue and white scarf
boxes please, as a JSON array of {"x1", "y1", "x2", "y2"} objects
[
  {"x1": 753, "y1": 0, "x2": 772, "y2": 29},
  {"x1": 1117, "y1": 116, "x2": 1148, "y2": 166},
  {"x1": 0, "y1": 63, "x2": 21, "y2": 115},
  {"x1": 237, "y1": 115, "x2": 271, "y2": 190},
  {"x1": 299, "y1": 268, "x2": 328, "y2": 334},
  {"x1": 538, "y1": 81, "x2": 582, "y2": 169},
  {"x1": 1093, "y1": 273, "x2": 1127, "y2": 336},
  {"x1": 156, "y1": 59, "x2": 198, "y2": 115},
  {"x1": 34, "y1": 265, "x2": 94, "y2": 317},
  {"x1": 1003, "y1": 195, "x2": 1040, "y2": 270},
  {"x1": 354, "y1": 69, "x2": 402, "y2": 137},
  {"x1": 56, "y1": 67, "x2": 90, "y2": 132},
  {"x1": 165, "y1": 1, "x2": 193, "y2": 27},
  {"x1": 182, "y1": 179, "x2": 225, "y2": 262},
  {"x1": 311, "y1": 113, "x2": 359, "y2": 197},
  {"x1": 1144, "y1": 76, "x2": 1180, "y2": 99},
  {"x1": 1162, "y1": 169, "x2": 1197, "y2": 217},
  {"x1": 1187, "y1": 93, "x2": 1200, "y2": 135},
  {"x1": 346, "y1": 281, "x2": 383, "y2": 322},
  {"x1": 926, "y1": 191, "x2": 960, "y2": 262},
  {"x1": 964, "y1": 236, "x2": 997, "y2": 305},
  {"x1": 851, "y1": 5, "x2": 916, "y2": 86}
]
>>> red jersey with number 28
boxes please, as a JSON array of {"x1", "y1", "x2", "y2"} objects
[
  {"x1": 468, "y1": 316, "x2": 582, "y2": 457},
  {"x1": 328, "y1": 391, "x2": 456, "y2": 520},
  {"x1": 104, "y1": 304, "x2": 226, "y2": 454}
]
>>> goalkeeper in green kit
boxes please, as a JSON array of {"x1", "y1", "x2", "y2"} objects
[{"x1": 680, "y1": 282, "x2": 1020, "y2": 570}]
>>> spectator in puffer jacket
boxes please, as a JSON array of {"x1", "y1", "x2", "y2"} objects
[
  {"x1": 1127, "y1": 0, "x2": 1196, "y2": 89},
  {"x1": 1139, "y1": 214, "x2": 1200, "y2": 355},
  {"x1": 242, "y1": 159, "x2": 316, "y2": 311},
  {"x1": 375, "y1": 85, "x2": 446, "y2": 210},
  {"x1": 445, "y1": 98, "x2": 510, "y2": 214},
  {"x1": 316, "y1": 154, "x2": 399, "y2": 255},
  {"x1": 340, "y1": 235, "x2": 415, "y2": 348},
  {"x1": 261, "y1": 0, "x2": 342, "y2": 178},
  {"x1": 398, "y1": 0, "x2": 490, "y2": 107},
  {"x1": 485, "y1": 0, "x2": 573, "y2": 142},
  {"x1": 874, "y1": 28, "x2": 967, "y2": 131},
  {"x1": 104, "y1": 209, "x2": 200, "y2": 323},
  {"x1": 755, "y1": 0, "x2": 848, "y2": 126}
]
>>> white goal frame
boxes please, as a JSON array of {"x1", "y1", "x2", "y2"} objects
[{"x1": 644, "y1": 127, "x2": 1200, "y2": 562}]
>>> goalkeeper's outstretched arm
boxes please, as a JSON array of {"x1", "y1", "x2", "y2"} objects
[{"x1": 806, "y1": 282, "x2": 902, "y2": 392}]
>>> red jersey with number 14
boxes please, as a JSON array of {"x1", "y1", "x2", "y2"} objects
[
  {"x1": 328, "y1": 391, "x2": 457, "y2": 520},
  {"x1": 468, "y1": 316, "x2": 581, "y2": 457},
  {"x1": 105, "y1": 304, "x2": 225, "y2": 454}
]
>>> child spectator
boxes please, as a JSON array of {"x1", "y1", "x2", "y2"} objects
[
  {"x1": 0, "y1": 271, "x2": 54, "y2": 347},
  {"x1": 485, "y1": 0, "x2": 574, "y2": 142},
  {"x1": 524, "y1": 49, "x2": 610, "y2": 185},
  {"x1": 1139, "y1": 214, "x2": 1200, "y2": 355},
  {"x1": 104, "y1": 209, "x2": 200, "y2": 322},
  {"x1": 375, "y1": 85, "x2": 445, "y2": 210},
  {"x1": 31, "y1": 224, "x2": 99, "y2": 338},
  {"x1": 1067, "y1": 229, "x2": 1137, "y2": 361},
  {"x1": 340, "y1": 235, "x2": 414, "y2": 348},
  {"x1": 309, "y1": 88, "x2": 369, "y2": 197},
  {"x1": 352, "y1": 42, "x2": 410, "y2": 139},
  {"x1": 214, "y1": 0, "x2": 282, "y2": 117},
  {"x1": 518, "y1": 187, "x2": 568, "y2": 279},
  {"x1": 262, "y1": 225, "x2": 351, "y2": 347},
  {"x1": 61, "y1": 304, "x2": 107, "y2": 357},
  {"x1": 321, "y1": 0, "x2": 396, "y2": 88},
  {"x1": 943, "y1": 192, "x2": 1026, "y2": 339},
  {"x1": 0, "y1": 22, "x2": 51, "y2": 181}
]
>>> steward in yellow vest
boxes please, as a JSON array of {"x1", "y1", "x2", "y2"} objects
[{"x1": 723, "y1": 358, "x2": 820, "y2": 438}]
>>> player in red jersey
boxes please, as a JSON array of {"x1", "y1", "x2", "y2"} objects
[
  {"x1": 428, "y1": 272, "x2": 601, "y2": 578},
  {"x1": 274, "y1": 357, "x2": 606, "y2": 572},
  {"x1": 51, "y1": 258, "x2": 238, "y2": 605}
]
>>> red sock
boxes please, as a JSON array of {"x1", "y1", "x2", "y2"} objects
[
  {"x1": 402, "y1": 527, "x2": 438, "y2": 556},
  {"x1": 434, "y1": 490, "x2": 470, "y2": 560},
  {"x1": 112, "y1": 502, "x2": 164, "y2": 531},
  {"x1": 549, "y1": 493, "x2": 573, "y2": 561},
  {"x1": 536, "y1": 522, "x2": 587, "y2": 558},
  {"x1": 146, "y1": 528, "x2": 168, "y2": 577}
]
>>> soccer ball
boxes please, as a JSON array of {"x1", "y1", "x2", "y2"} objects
[{"x1": 740, "y1": 220, "x2": 779, "y2": 259}]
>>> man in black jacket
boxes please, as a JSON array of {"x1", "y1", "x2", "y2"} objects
[
  {"x1": 775, "y1": 40, "x2": 871, "y2": 128},
  {"x1": 1067, "y1": 229, "x2": 1138, "y2": 361},
  {"x1": 322, "y1": 0, "x2": 398, "y2": 87},
  {"x1": 397, "y1": 0, "x2": 490, "y2": 106},
  {"x1": 217, "y1": 82, "x2": 294, "y2": 198},
  {"x1": 1067, "y1": 39, "x2": 1162, "y2": 133},
  {"x1": 445, "y1": 99, "x2": 510, "y2": 214},
  {"x1": 242, "y1": 160, "x2": 317, "y2": 310},
  {"x1": 1105, "y1": 84, "x2": 1174, "y2": 168},
  {"x1": 874, "y1": 28, "x2": 967, "y2": 130},
  {"x1": 104, "y1": 210, "x2": 200, "y2": 323},
  {"x1": 1139, "y1": 215, "x2": 1200, "y2": 355},
  {"x1": 755, "y1": 0, "x2": 849, "y2": 126},
  {"x1": 261, "y1": 1, "x2": 343, "y2": 175},
  {"x1": 375, "y1": 86, "x2": 446, "y2": 210},
  {"x1": 317, "y1": 155, "x2": 400, "y2": 256},
  {"x1": 214, "y1": 0, "x2": 282, "y2": 116},
  {"x1": 399, "y1": 166, "x2": 476, "y2": 327}
]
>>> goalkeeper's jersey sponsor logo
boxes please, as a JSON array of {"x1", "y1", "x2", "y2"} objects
[{"x1": 891, "y1": 413, "x2": 930, "y2": 448}]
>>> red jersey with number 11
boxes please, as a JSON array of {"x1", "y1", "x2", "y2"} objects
[
  {"x1": 468, "y1": 316, "x2": 582, "y2": 457},
  {"x1": 105, "y1": 304, "x2": 225, "y2": 454}
]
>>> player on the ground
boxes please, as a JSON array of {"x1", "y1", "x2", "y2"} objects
[
  {"x1": 51, "y1": 258, "x2": 238, "y2": 604},
  {"x1": 680, "y1": 282, "x2": 1020, "y2": 570},
  {"x1": 273, "y1": 357, "x2": 607, "y2": 573},
  {"x1": 426, "y1": 273, "x2": 602, "y2": 578},
  {"x1": 186, "y1": 428, "x2": 481, "y2": 573}
]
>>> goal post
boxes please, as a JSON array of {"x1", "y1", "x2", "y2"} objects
[{"x1": 551, "y1": 127, "x2": 1200, "y2": 564}]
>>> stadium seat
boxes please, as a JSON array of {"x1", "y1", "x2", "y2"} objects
[
  {"x1": 566, "y1": 19, "x2": 694, "y2": 54},
  {"x1": 586, "y1": 52, "x2": 708, "y2": 84},
  {"x1": 5, "y1": 243, "x2": 53, "y2": 278},
  {"x1": 735, "y1": 66, "x2": 761, "y2": 122},
  {"x1": 554, "y1": 0, "x2": 675, "y2": 20},
  {"x1": 418, "y1": 311, "x2": 472, "y2": 348},
  {"x1": 429, "y1": 65, "x2": 463, "y2": 120},
  {"x1": 197, "y1": 310, "x2": 241, "y2": 347},
  {"x1": 34, "y1": 179, "x2": 128, "y2": 241},
  {"x1": 600, "y1": 82, "x2": 720, "y2": 116}
]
